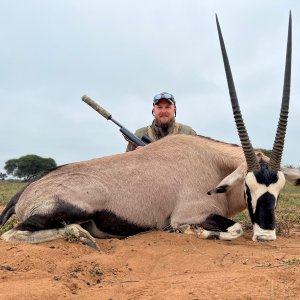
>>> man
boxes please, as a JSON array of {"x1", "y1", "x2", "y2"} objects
[{"x1": 126, "y1": 92, "x2": 197, "y2": 151}]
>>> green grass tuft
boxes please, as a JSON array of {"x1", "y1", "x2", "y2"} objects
[
  {"x1": 0, "y1": 218, "x2": 17, "y2": 234},
  {"x1": 282, "y1": 257, "x2": 300, "y2": 266},
  {"x1": 64, "y1": 227, "x2": 80, "y2": 242}
]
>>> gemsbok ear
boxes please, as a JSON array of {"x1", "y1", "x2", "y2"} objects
[
  {"x1": 281, "y1": 167, "x2": 300, "y2": 186},
  {"x1": 207, "y1": 163, "x2": 247, "y2": 195}
]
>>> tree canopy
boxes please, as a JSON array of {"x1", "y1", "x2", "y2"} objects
[{"x1": 4, "y1": 154, "x2": 57, "y2": 181}]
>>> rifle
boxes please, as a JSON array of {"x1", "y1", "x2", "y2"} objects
[{"x1": 82, "y1": 95, "x2": 151, "y2": 147}]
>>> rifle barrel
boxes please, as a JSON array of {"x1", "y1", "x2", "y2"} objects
[
  {"x1": 81, "y1": 95, "x2": 111, "y2": 120},
  {"x1": 81, "y1": 94, "x2": 146, "y2": 147}
]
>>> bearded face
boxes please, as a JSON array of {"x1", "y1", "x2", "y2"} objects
[{"x1": 153, "y1": 99, "x2": 176, "y2": 127}]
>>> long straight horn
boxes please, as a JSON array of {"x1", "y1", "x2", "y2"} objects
[
  {"x1": 269, "y1": 12, "x2": 292, "y2": 171},
  {"x1": 216, "y1": 14, "x2": 260, "y2": 171}
]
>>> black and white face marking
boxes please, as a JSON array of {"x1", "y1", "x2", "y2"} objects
[{"x1": 244, "y1": 167, "x2": 286, "y2": 241}]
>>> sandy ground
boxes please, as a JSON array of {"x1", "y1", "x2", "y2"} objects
[{"x1": 1, "y1": 222, "x2": 300, "y2": 300}]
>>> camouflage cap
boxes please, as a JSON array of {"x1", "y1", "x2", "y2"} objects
[{"x1": 153, "y1": 92, "x2": 175, "y2": 105}]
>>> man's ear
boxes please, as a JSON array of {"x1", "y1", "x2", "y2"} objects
[{"x1": 207, "y1": 163, "x2": 247, "y2": 195}]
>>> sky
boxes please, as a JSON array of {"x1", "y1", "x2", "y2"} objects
[{"x1": 1, "y1": 0, "x2": 300, "y2": 176}]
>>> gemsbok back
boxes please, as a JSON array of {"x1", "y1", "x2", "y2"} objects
[{"x1": 0, "y1": 13, "x2": 299, "y2": 248}]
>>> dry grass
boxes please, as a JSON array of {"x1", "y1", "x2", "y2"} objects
[{"x1": 0, "y1": 181, "x2": 27, "y2": 205}]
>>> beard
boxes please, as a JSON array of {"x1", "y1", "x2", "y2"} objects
[
  {"x1": 154, "y1": 116, "x2": 175, "y2": 130},
  {"x1": 153, "y1": 117, "x2": 175, "y2": 138}
]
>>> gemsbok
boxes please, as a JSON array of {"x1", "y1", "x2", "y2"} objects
[{"x1": 0, "y1": 13, "x2": 299, "y2": 248}]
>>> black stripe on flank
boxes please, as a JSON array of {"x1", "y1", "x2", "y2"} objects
[
  {"x1": 16, "y1": 199, "x2": 151, "y2": 237},
  {"x1": 16, "y1": 200, "x2": 91, "y2": 231},
  {"x1": 93, "y1": 210, "x2": 151, "y2": 237}
]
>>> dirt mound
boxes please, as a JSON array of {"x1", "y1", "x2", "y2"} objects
[{"x1": 1, "y1": 227, "x2": 300, "y2": 300}]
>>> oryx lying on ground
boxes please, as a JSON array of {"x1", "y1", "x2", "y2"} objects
[{"x1": 0, "y1": 14, "x2": 299, "y2": 248}]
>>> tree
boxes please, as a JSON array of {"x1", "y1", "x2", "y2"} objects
[
  {"x1": 0, "y1": 172, "x2": 7, "y2": 181},
  {"x1": 4, "y1": 155, "x2": 57, "y2": 181}
]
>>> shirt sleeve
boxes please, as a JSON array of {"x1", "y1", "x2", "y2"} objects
[
  {"x1": 126, "y1": 142, "x2": 137, "y2": 152},
  {"x1": 125, "y1": 129, "x2": 142, "y2": 152}
]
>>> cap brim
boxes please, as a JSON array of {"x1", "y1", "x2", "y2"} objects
[{"x1": 153, "y1": 98, "x2": 174, "y2": 105}]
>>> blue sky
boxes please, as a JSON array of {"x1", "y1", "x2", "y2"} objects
[{"x1": 1, "y1": 0, "x2": 299, "y2": 175}]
